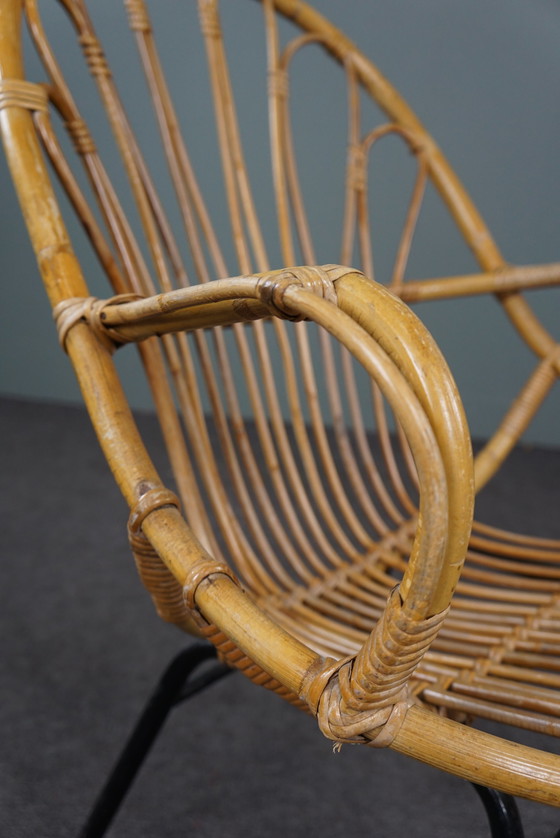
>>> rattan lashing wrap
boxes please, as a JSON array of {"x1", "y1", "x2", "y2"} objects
[
  {"x1": 53, "y1": 294, "x2": 144, "y2": 353},
  {"x1": 305, "y1": 589, "x2": 449, "y2": 748},
  {"x1": 128, "y1": 484, "x2": 239, "y2": 626},
  {"x1": 0, "y1": 77, "x2": 47, "y2": 111}
]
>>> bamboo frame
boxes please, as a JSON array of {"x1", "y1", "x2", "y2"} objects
[{"x1": 2, "y1": 0, "x2": 560, "y2": 808}]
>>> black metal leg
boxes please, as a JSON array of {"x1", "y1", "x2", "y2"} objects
[
  {"x1": 78, "y1": 647, "x2": 556, "y2": 838},
  {"x1": 471, "y1": 783, "x2": 525, "y2": 838},
  {"x1": 79, "y1": 643, "x2": 231, "y2": 838}
]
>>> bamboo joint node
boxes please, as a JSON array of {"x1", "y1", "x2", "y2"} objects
[
  {"x1": 303, "y1": 588, "x2": 449, "y2": 748},
  {"x1": 256, "y1": 265, "x2": 337, "y2": 319},
  {"x1": 0, "y1": 79, "x2": 48, "y2": 113}
]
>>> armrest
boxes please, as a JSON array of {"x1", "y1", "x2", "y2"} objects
[
  {"x1": 56, "y1": 262, "x2": 560, "y2": 802},
  {"x1": 86, "y1": 263, "x2": 473, "y2": 739}
]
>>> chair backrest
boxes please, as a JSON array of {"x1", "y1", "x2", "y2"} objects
[
  {"x1": 0, "y1": 0, "x2": 557, "y2": 593},
  {"x1": 4, "y1": 0, "x2": 559, "y2": 495}
]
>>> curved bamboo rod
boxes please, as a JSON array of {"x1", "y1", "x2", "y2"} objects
[
  {"x1": 400, "y1": 262, "x2": 560, "y2": 303},
  {"x1": 268, "y1": 0, "x2": 560, "y2": 476},
  {"x1": 79, "y1": 265, "x2": 467, "y2": 619}
]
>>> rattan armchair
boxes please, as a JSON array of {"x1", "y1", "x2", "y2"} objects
[{"x1": 2, "y1": 0, "x2": 560, "y2": 830}]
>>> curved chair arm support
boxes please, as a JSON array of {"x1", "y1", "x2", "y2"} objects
[
  {"x1": 87, "y1": 263, "x2": 473, "y2": 612},
  {"x1": 78, "y1": 263, "x2": 472, "y2": 746}
]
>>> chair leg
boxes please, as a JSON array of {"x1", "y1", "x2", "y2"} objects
[
  {"x1": 78, "y1": 648, "x2": 552, "y2": 838},
  {"x1": 78, "y1": 643, "x2": 232, "y2": 838},
  {"x1": 471, "y1": 783, "x2": 525, "y2": 838}
]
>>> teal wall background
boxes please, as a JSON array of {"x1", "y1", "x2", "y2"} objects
[{"x1": 1, "y1": 0, "x2": 560, "y2": 445}]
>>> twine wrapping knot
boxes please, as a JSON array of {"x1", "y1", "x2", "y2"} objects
[
  {"x1": 79, "y1": 35, "x2": 111, "y2": 78},
  {"x1": 53, "y1": 294, "x2": 142, "y2": 353},
  {"x1": 304, "y1": 588, "x2": 449, "y2": 749},
  {"x1": 0, "y1": 79, "x2": 48, "y2": 113},
  {"x1": 128, "y1": 485, "x2": 194, "y2": 629},
  {"x1": 347, "y1": 143, "x2": 367, "y2": 193},
  {"x1": 128, "y1": 483, "x2": 238, "y2": 626},
  {"x1": 268, "y1": 69, "x2": 289, "y2": 99},
  {"x1": 257, "y1": 265, "x2": 337, "y2": 320},
  {"x1": 198, "y1": 0, "x2": 221, "y2": 38},
  {"x1": 65, "y1": 118, "x2": 96, "y2": 156},
  {"x1": 124, "y1": 0, "x2": 151, "y2": 32}
]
